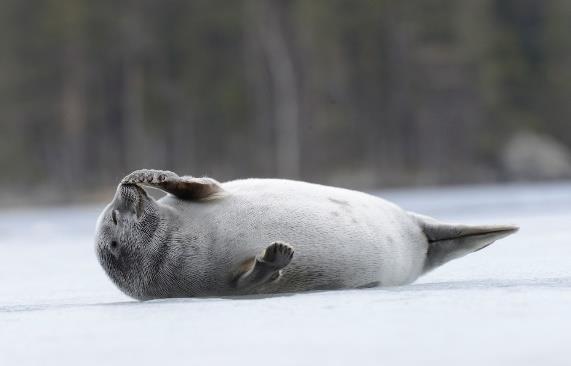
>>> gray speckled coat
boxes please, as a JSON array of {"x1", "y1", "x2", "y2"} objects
[{"x1": 95, "y1": 172, "x2": 518, "y2": 301}]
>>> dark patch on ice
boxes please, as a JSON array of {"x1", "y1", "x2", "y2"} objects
[
  {"x1": 0, "y1": 301, "x2": 134, "y2": 313},
  {"x1": 328, "y1": 197, "x2": 351, "y2": 207},
  {"x1": 384, "y1": 277, "x2": 571, "y2": 292}
]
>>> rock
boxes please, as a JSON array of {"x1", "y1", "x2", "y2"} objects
[{"x1": 502, "y1": 131, "x2": 571, "y2": 180}]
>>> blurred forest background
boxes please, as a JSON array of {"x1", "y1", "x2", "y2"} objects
[{"x1": 1, "y1": 0, "x2": 571, "y2": 205}]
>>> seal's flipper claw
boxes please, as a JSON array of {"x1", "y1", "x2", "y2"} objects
[
  {"x1": 121, "y1": 169, "x2": 226, "y2": 201},
  {"x1": 122, "y1": 169, "x2": 177, "y2": 186},
  {"x1": 233, "y1": 241, "x2": 294, "y2": 291},
  {"x1": 259, "y1": 241, "x2": 294, "y2": 270}
]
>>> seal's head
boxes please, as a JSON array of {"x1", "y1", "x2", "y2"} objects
[{"x1": 95, "y1": 183, "x2": 168, "y2": 300}]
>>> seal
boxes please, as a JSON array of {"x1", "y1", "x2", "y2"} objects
[{"x1": 95, "y1": 169, "x2": 519, "y2": 300}]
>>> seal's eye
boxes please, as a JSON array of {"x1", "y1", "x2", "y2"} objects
[
  {"x1": 110, "y1": 241, "x2": 118, "y2": 249},
  {"x1": 111, "y1": 210, "x2": 118, "y2": 225}
]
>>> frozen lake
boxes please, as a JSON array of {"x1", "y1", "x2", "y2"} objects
[{"x1": 1, "y1": 183, "x2": 570, "y2": 366}]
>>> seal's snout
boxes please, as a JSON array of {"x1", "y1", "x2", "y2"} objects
[
  {"x1": 113, "y1": 184, "x2": 148, "y2": 219},
  {"x1": 118, "y1": 184, "x2": 141, "y2": 204}
]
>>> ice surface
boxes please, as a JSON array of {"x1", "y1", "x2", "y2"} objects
[{"x1": 1, "y1": 183, "x2": 570, "y2": 366}]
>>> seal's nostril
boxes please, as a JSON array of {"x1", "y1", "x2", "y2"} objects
[{"x1": 110, "y1": 241, "x2": 118, "y2": 249}]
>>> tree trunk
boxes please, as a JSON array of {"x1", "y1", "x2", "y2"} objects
[{"x1": 256, "y1": 0, "x2": 301, "y2": 179}]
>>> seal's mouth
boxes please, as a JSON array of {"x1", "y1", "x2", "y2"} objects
[{"x1": 100, "y1": 243, "x2": 134, "y2": 272}]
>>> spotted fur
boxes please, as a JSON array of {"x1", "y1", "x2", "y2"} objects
[{"x1": 95, "y1": 169, "x2": 518, "y2": 300}]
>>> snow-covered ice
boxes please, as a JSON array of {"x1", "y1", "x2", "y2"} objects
[{"x1": 1, "y1": 183, "x2": 570, "y2": 366}]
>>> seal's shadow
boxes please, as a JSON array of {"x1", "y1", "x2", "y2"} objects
[
  {"x1": 384, "y1": 277, "x2": 571, "y2": 292},
  {"x1": 2, "y1": 277, "x2": 568, "y2": 314}
]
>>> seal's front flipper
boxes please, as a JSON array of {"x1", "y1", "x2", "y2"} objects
[
  {"x1": 234, "y1": 241, "x2": 294, "y2": 290},
  {"x1": 410, "y1": 213, "x2": 519, "y2": 274},
  {"x1": 121, "y1": 169, "x2": 226, "y2": 200}
]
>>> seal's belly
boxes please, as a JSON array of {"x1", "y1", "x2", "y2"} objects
[
  {"x1": 243, "y1": 205, "x2": 425, "y2": 290},
  {"x1": 180, "y1": 181, "x2": 428, "y2": 292}
]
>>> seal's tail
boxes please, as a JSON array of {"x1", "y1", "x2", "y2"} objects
[{"x1": 409, "y1": 213, "x2": 519, "y2": 274}]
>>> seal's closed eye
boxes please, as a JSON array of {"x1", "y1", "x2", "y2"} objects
[
  {"x1": 110, "y1": 241, "x2": 118, "y2": 249},
  {"x1": 111, "y1": 210, "x2": 118, "y2": 225}
]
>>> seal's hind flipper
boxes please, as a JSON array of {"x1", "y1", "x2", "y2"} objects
[
  {"x1": 121, "y1": 169, "x2": 226, "y2": 200},
  {"x1": 233, "y1": 241, "x2": 294, "y2": 290},
  {"x1": 410, "y1": 213, "x2": 519, "y2": 274}
]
